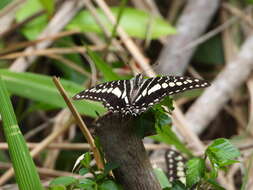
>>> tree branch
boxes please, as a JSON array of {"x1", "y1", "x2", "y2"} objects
[
  {"x1": 95, "y1": 113, "x2": 162, "y2": 190},
  {"x1": 156, "y1": 0, "x2": 220, "y2": 75}
]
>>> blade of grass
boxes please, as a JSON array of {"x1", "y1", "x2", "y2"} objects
[
  {"x1": 0, "y1": 75, "x2": 43, "y2": 190},
  {"x1": 0, "y1": 69, "x2": 106, "y2": 117}
]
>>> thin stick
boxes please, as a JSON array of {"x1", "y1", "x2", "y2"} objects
[{"x1": 52, "y1": 77, "x2": 104, "y2": 170}]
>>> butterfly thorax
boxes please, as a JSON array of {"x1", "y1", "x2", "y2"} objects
[{"x1": 129, "y1": 74, "x2": 145, "y2": 103}]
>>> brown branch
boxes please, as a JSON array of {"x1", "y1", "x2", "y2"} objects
[
  {"x1": 52, "y1": 77, "x2": 104, "y2": 170},
  {"x1": 185, "y1": 35, "x2": 253, "y2": 134},
  {"x1": 9, "y1": 0, "x2": 84, "y2": 72},
  {"x1": 95, "y1": 113, "x2": 162, "y2": 190}
]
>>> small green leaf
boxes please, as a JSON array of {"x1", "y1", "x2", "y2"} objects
[
  {"x1": 87, "y1": 49, "x2": 121, "y2": 81},
  {"x1": 78, "y1": 178, "x2": 96, "y2": 189},
  {"x1": 49, "y1": 185, "x2": 66, "y2": 190},
  {"x1": 151, "y1": 125, "x2": 191, "y2": 156},
  {"x1": 153, "y1": 168, "x2": 171, "y2": 189},
  {"x1": 49, "y1": 176, "x2": 77, "y2": 186},
  {"x1": 0, "y1": 0, "x2": 12, "y2": 9},
  {"x1": 79, "y1": 168, "x2": 89, "y2": 176},
  {"x1": 81, "y1": 152, "x2": 92, "y2": 168},
  {"x1": 39, "y1": 0, "x2": 55, "y2": 15},
  {"x1": 15, "y1": 0, "x2": 47, "y2": 40},
  {"x1": 170, "y1": 181, "x2": 187, "y2": 190},
  {"x1": 66, "y1": 7, "x2": 176, "y2": 39},
  {"x1": 186, "y1": 158, "x2": 205, "y2": 187},
  {"x1": 99, "y1": 180, "x2": 121, "y2": 190},
  {"x1": 206, "y1": 138, "x2": 240, "y2": 168},
  {"x1": 104, "y1": 162, "x2": 120, "y2": 175}
]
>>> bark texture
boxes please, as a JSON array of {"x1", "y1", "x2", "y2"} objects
[
  {"x1": 156, "y1": 0, "x2": 220, "y2": 75},
  {"x1": 95, "y1": 113, "x2": 162, "y2": 190}
]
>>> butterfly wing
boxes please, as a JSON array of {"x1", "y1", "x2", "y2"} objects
[
  {"x1": 132, "y1": 76, "x2": 210, "y2": 113},
  {"x1": 165, "y1": 149, "x2": 187, "y2": 184},
  {"x1": 72, "y1": 79, "x2": 132, "y2": 113}
]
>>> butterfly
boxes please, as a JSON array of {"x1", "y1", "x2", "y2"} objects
[{"x1": 72, "y1": 74, "x2": 210, "y2": 116}]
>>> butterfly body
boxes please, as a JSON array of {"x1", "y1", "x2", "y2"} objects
[{"x1": 73, "y1": 74, "x2": 210, "y2": 116}]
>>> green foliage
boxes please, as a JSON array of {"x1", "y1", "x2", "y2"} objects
[
  {"x1": 153, "y1": 168, "x2": 171, "y2": 189},
  {"x1": 39, "y1": 0, "x2": 55, "y2": 16},
  {"x1": 0, "y1": 69, "x2": 106, "y2": 117},
  {"x1": 186, "y1": 158, "x2": 205, "y2": 187},
  {"x1": 150, "y1": 105, "x2": 192, "y2": 156},
  {"x1": 0, "y1": 0, "x2": 12, "y2": 9},
  {"x1": 193, "y1": 35, "x2": 224, "y2": 65},
  {"x1": 15, "y1": 0, "x2": 175, "y2": 40},
  {"x1": 0, "y1": 75, "x2": 43, "y2": 190},
  {"x1": 182, "y1": 138, "x2": 240, "y2": 189},
  {"x1": 87, "y1": 49, "x2": 121, "y2": 81},
  {"x1": 49, "y1": 152, "x2": 122, "y2": 190},
  {"x1": 67, "y1": 7, "x2": 176, "y2": 39}
]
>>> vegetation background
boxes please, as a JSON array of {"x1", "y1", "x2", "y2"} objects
[{"x1": 0, "y1": 0, "x2": 252, "y2": 189}]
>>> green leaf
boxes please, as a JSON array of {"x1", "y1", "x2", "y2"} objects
[
  {"x1": 87, "y1": 49, "x2": 121, "y2": 81},
  {"x1": 79, "y1": 168, "x2": 89, "y2": 176},
  {"x1": 49, "y1": 176, "x2": 77, "y2": 186},
  {"x1": 49, "y1": 185, "x2": 66, "y2": 190},
  {"x1": 170, "y1": 181, "x2": 187, "y2": 190},
  {"x1": 99, "y1": 180, "x2": 120, "y2": 190},
  {"x1": 205, "y1": 138, "x2": 240, "y2": 168},
  {"x1": 66, "y1": 7, "x2": 176, "y2": 39},
  {"x1": 104, "y1": 162, "x2": 120, "y2": 175},
  {"x1": 0, "y1": 0, "x2": 12, "y2": 9},
  {"x1": 78, "y1": 178, "x2": 96, "y2": 189},
  {"x1": 151, "y1": 125, "x2": 191, "y2": 156},
  {"x1": 15, "y1": 0, "x2": 47, "y2": 40},
  {"x1": 186, "y1": 158, "x2": 205, "y2": 187},
  {"x1": 39, "y1": 0, "x2": 55, "y2": 15},
  {"x1": 81, "y1": 152, "x2": 92, "y2": 168},
  {"x1": 193, "y1": 35, "x2": 224, "y2": 65},
  {"x1": 153, "y1": 168, "x2": 171, "y2": 189},
  {"x1": 0, "y1": 69, "x2": 106, "y2": 117},
  {"x1": 0, "y1": 75, "x2": 43, "y2": 190},
  {"x1": 134, "y1": 110, "x2": 156, "y2": 138}
]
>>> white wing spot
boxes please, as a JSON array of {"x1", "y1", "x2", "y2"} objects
[
  {"x1": 195, "y1": 84, "x2": 200, "y2": 87},
  {"x1": 169, "y1": 82, "x2": 175, "y2": 87},
  {"x1": 124, "y1": 97, "x2": 129, "y2": 104},
  {"x1": 142, "y1": 87, "x2": 148, "y2": 96},
  {"x1": 195, "y1": 79, "x2": 200, "y2": 82},
  {"x1": 148, "y1": 84, "x2": 161, "y2": 95},
  {"x1": 162, "y1": 83, "x2": 168, "y2": 88},
  {"x1": 187, "y1": 79, "x2": 192, "y2": 83},
  {"x1": 176, "y1": 82, "x2": 183, "y2": 86},
  {"x1": 111, "y1": 87, "x2": 122, "y2": 98},
  {"x1": 183, "y1": 81, "x2": 188, "y2": 84},
  {"x1": 189, "y1": 86, "x2": 193, "y2": 88},
  {"x1": 107, "y1": 88, "x2": 113, "y2": 93},
  {"x1": 96, "y1": 89, "x2": 102, "y2": 93},
  {"x1": 102, "y1": 88, "x2": 107, "y2": 93},
  {"x1": 76, "y1": 94, "x2": 81, "y2": 98}
]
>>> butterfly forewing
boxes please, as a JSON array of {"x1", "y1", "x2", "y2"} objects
[
  {"x1": 132, "y1": 76, "x2": 210, "y2": 113},
  {"x1": 72, "y1": 80, "x2": 131, "y2": 112}
]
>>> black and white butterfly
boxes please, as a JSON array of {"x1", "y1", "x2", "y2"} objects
[
  {"x1": 165, "y1": 149, "x2": 187, "y2": 185},
  {"x1": 73, "y1": 74, "x2": 210, "y2": 116}
]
